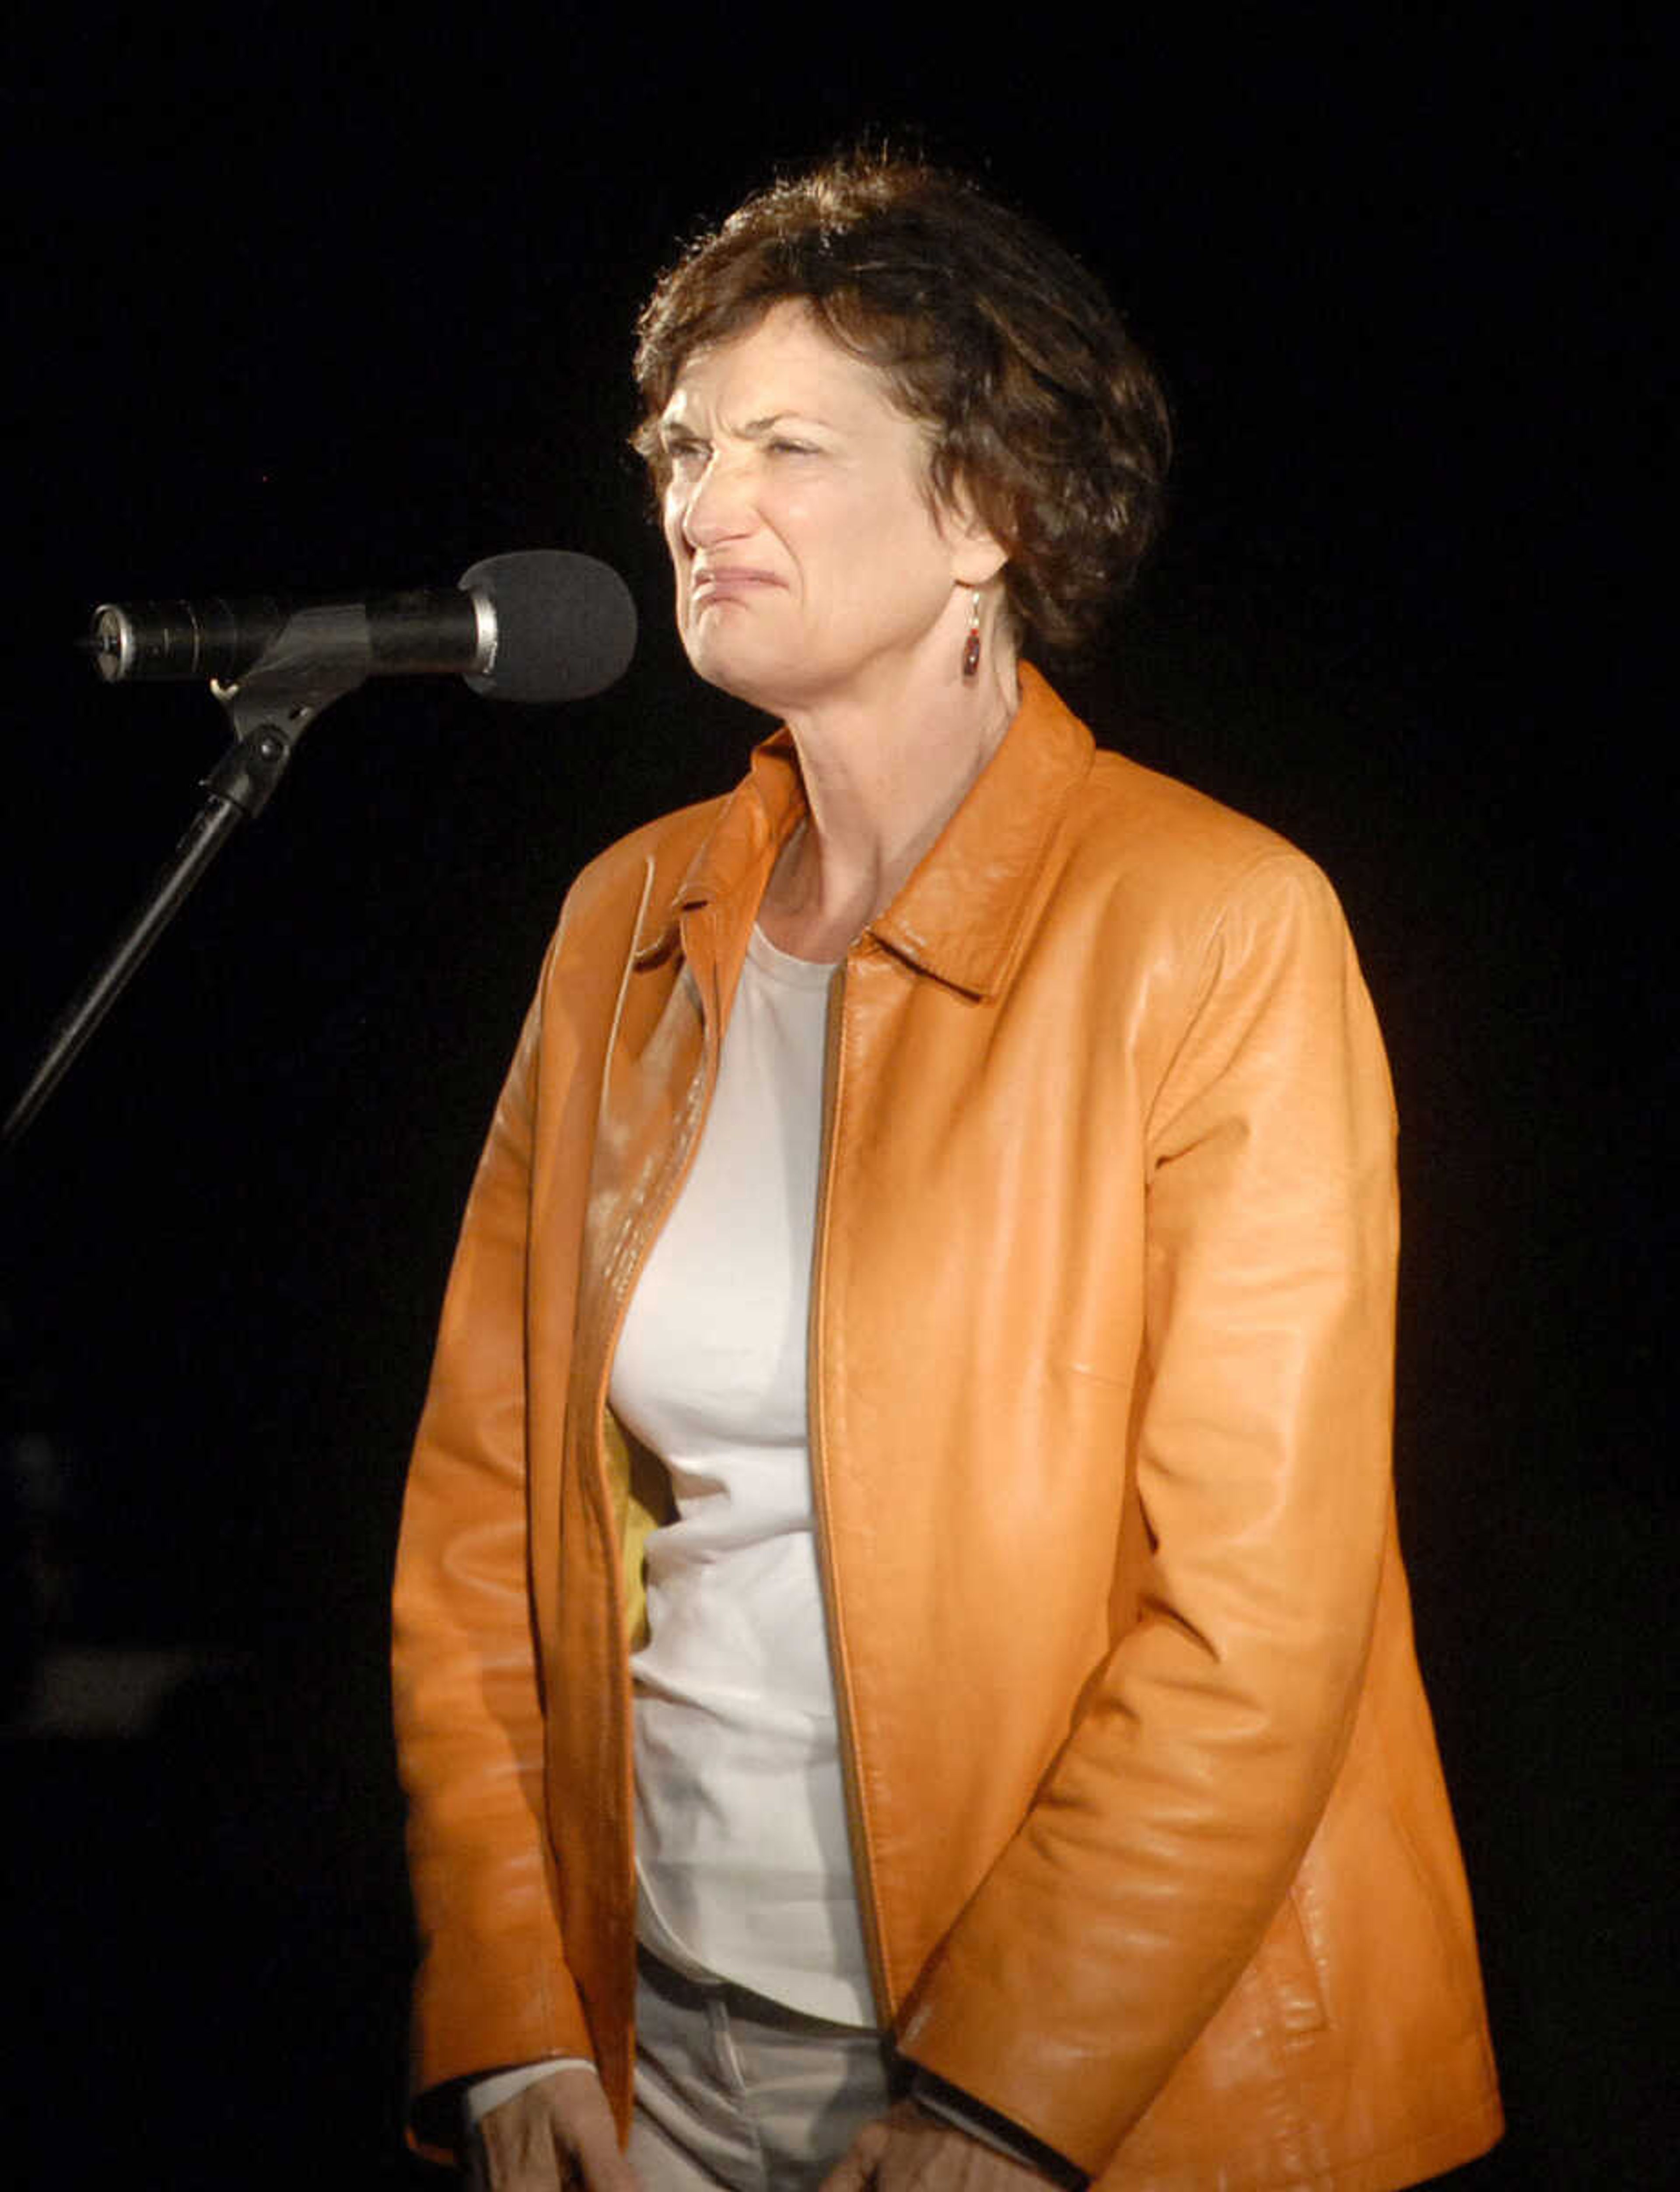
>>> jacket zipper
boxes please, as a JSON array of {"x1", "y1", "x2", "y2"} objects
[{"x1": 807, "y1": 954, "x2": 892, "y2": 2026}]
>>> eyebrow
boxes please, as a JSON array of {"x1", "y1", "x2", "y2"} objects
[{"x1": 658, "y1": 410, "x2": 818, "y2": 442}]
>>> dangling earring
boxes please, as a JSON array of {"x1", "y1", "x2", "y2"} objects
[{"x1": 962, "y1": 591, "x2": 982, "y2": 680}]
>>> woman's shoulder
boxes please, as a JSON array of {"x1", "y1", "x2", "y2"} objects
[
  {"x1": 1084, "y1": 744, "x2": 1298, "y2": 877},
  {"x1": 1047, "y1": 731, "x2": 1339, "y2": 962},
  {"x1": 1027, "y1": 670, "x2": 1312, "y2": 898}
]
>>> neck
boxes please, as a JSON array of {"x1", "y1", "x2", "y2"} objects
[{"x1": 757, "y1": 652, "x2": 1021, "y2": 961}]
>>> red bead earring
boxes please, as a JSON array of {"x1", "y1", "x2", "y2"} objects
[{"x1": 962, "y1": 591, "x2": 982, "y2": 679}]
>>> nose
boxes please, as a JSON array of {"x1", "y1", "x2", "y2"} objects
[{"x1": 676, "y1": 449, "x2": 755, "y2": 551}]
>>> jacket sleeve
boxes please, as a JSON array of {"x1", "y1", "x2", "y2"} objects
[
  {"x1": 391, "y1": 960, "x2": 595, "y2": 2160},
  {"x1": 897, "y1": 849, "x2": 1400, "y2": 2174}
]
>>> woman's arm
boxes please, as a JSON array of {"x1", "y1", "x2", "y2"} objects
[
  {"x1": 896, "y1": 852, "x2": 1400, "y2": 2173},
  {"x1": 392, "y1": 971, "x2": 598, "y2": 2160}
]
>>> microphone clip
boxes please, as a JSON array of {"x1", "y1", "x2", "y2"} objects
[{"x1": 207, "y1": 611, "x2": 372, "y2": 820}]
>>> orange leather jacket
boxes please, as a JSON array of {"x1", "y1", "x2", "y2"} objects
[{"x1": 393, "y1": 668, "x2": 1502, "y2": 2188}]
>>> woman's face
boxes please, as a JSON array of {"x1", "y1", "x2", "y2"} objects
[{"x1": 657, "y1": 301, "x2": 991, "y2": 717}]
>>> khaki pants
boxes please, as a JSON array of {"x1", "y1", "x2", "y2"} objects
[{"x1": 626, "y1": 1947, "x2": 897, "y2": 2190}]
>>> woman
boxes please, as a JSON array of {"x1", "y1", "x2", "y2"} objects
[{"x1": 393, "y1": 156, "x2": 1502, "y2": 2191}]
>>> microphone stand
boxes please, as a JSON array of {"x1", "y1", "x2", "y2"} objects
[{"x1": 4, "y1": 615, "x2": 370, "y2": 1148}]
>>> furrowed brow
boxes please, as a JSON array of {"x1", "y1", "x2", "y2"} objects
[{"x1": 658, "y1": 408, "x2": 822, "y2": 448}]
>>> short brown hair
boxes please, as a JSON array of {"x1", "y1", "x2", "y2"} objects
[{"x1": 632, "y1": 153, "x2": 1171, "y2": 654}]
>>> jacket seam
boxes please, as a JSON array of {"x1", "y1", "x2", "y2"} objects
[{"x1": 1141, "y1": 845, "x2": 1323, "y2": 1156}]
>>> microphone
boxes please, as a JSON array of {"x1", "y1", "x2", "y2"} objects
[{"x1": 82, "y1": 549, "x2": 637, "y2": 705}]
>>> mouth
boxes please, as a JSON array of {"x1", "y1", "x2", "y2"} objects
[{"x1": 690, "y1": 566, "x2": 784, "y2": 605}]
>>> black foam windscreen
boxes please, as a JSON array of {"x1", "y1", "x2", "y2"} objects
[{"x1": 461, "y1": 550, "x2": 637, "y2": 704}]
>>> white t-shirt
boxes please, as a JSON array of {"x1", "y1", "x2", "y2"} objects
[{"x1": 609, "y1": 923, "x2": 874, "y2": 2026}]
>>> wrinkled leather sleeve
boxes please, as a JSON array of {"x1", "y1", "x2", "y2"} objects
[
  {"x1": 898, "y1": 850, "x2": 1400, "y2": 2174},
  {"x1": 391, "y1": 943, "x2": 593, "y2": 2154}
]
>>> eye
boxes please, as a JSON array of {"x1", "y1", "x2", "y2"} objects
[
  {"x1": 662, "y1": 435, "x2": 710, "y2": 474},
  {"x1": 767, "y1": 438, "x2": 816, "y2": 457}
]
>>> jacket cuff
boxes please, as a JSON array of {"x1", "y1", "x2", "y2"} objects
[{"x1": 909, "y1": 2069, "x2": 1089, "y2": 2188}]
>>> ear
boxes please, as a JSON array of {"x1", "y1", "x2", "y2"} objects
[{"x1": 940, "y1": 475, "x2": 1011, "y2": 589}]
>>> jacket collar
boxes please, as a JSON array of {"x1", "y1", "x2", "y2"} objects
[{"x1": 639, "y1": 665, "x2": 1095, "y2": 1000}]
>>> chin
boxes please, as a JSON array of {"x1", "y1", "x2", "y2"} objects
[{"x1": 683, "y1": 631, "x2": 798, "y2": 715}]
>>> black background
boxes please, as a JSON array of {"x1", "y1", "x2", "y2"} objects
[{"x1": 1, "y1": 11, "x2": 1667, "y2": 2188}]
